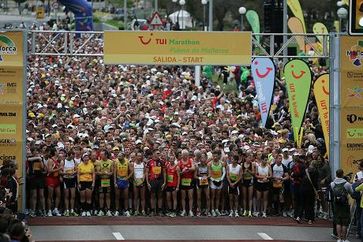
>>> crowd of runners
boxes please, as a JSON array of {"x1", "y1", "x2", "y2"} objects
[{"x1": 21, "y1": 28, "x2": 333, "y2": 224}]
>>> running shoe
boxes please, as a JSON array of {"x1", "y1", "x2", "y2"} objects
[
  {"x1": 170, "y1": 212, "x2": 176, "y2": 218},
  {"x1": 253, "y1": 211, "x2": 259, "y2": 217},
  {"x1": 248, "y1": 211, "x2": 252, "y2": 217},
  {"x1": 242, "y1": 210, "x2": 247, "y2": 216},
  {"x1": 86, "y1": 211, "x2": 91, "y2": 217},
  {"x1": 97, "y1": 210, "x2": 104, "y2": 216},
  {"x1": 47, "y1": 210, "x2": 53, "y2": 217},
  {"x1": 229, "y1": 210, "x2": 234, "y2": 217},
  {"x1": 262, "y1": 212, "x2": 267, "y2": 218},
  {"x1": 180, "y1": 210, "x2": 186, "y2": 217},
  {"x1": 63, "y1": 210, "x2": 70, "y2": 217},
  {"x1": 70, "y1": 211, "x2": 79, "y2": 217},
  {"x1": 134, "y1": 211, "x2": 139, "y2": 216},
  {"x1": 211, "y1": 210, "x2": 216, "y2": 217},
  {"x1": 81, "y1": 211, "x2": 86, "y2": 217},
  {"x1": 124, "y1": 211, "x2": 131, "y2": 217},
  {"x1": 141, "y1": 210, "x2": 146, "y2": 216},
  {"x1": 196, "y1": 210, "x2": 201, "y2": 217},
  {"x1": 215, "y1": 209, "x2": 221, "y2": 216},
  {"x1": 29, "y1": 210, "x2": 36, "y2": 217},
  {"x1": 53, "y1": 208, "x2": 61, "y2": 216},
  {"x1": 189, "y1": 211, "x2": 194, "y2": 217},
  {"x1": 114, "y1": 211, "x2": 119, "y2": 216},
  {"x1": 234, "y1": 210, "x2": 239, "y2": 217},
  {"x1": 106, "y1": 210, "x2": 112, "y2": 216},
  {"x1": 207, "y1": 211, "x2": 212, "y2": 217}
]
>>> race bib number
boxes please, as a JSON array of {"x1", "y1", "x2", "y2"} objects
[
  {"x1": 212, "y1": 170, "x2": 221, "y2": 179},
  {"x1": 200, "y1": 177, "x2": 209, "y2": 186},
  {"x1": 167, "y1": 174, "x2": 174, "y2": 183},
  {"x1": 118, "y1": 167, "x2": 128, "y2": 177},
  {"x1": 181, "y1": 178, "x2": 192, "y2": 186},
  {"x1": 230, "y1": 174, "x2": 238, "y2": 182},
  {"x1": 33, "y1": 162, "x2": 41, "y2": 171},
  {"x1": 153, "y1": 166, "x2": 161, "y2": 175},
  {"x1": 273, "y1": 180, "x2": 283, "y2": 188},
  {"x1": 101, "y1": 178, "x2": 111, "y2": 187},
  {"x1": 66, "y1": 169, "x2": 74, "y2": 174},
  {"x1": 135, "y1": 178, "x2": 144, "y2": 186}
]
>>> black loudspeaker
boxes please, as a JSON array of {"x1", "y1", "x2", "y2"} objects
[
  {"x1": 264, "y1": 0, "x2": 283, "y2": 49},
  {"x1": 264, "y1": 0, "x2": 273, "y2": 33}
]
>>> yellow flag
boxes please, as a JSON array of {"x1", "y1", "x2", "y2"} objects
[
  {"x1": 313, "y1": 22, "x2": 328, "y2": 45},
  {"x1": 288, "y1": 17, "x2": 305, "y2": 51},
  {"x1": 313, "y1": 74, "x2": 330, "y2": 156},
  {"x1": 287, "y1": 0, "x2": 306, "y2": 33}
]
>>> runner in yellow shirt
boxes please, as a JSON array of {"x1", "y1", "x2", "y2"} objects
[
  {"x1": 95, "y1": 150, "x2": 114, "y2": 216},
  {"x1": 77, "y1": 153, "x2": 95, "y2": 216},
  {"x1": 114, "y1": 151, "x2": 133, "y2": 216}
]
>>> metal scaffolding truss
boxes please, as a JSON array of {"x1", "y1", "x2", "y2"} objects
[{"x1": 27, "y1": 31, "x2": 330, "y2": 59}]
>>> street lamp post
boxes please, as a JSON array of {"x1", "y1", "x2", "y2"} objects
[
  {"x1": 238, "y1": 7, "x2": 246, "y2": 31},
  {"x1": 124, "y1": 0, "x2": 127, "y2": 30},
  {"x1": 201, "y1": 0, "x2": 208, "y2": 31},
  {"x1": 337, "y1": 1, "x2": 348, "y2": 32},
  {"x1": 179, "y1": 0, "x2": 185, "y2": 29},
  {"x1": 208, "y1": 0, "x2": 213, "y2": 31}
]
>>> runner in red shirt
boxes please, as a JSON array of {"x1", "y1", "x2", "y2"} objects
[
  {"x1": 163, "y1": 152, "x2": 180, "y2": 217},
  {"x1": 146, "y1": 149, "x2": 165, "y2": 216},
  {"x1": 178, "y1": 149, "x2": 195, "y2": 217}
]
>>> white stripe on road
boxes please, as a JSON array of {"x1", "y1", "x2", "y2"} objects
[
  {"x1": 258, "y1": 232, "x2": 273, "y2": 240},
  {"x1": 112, "y1": 232, "x2": 125, "y2": 240}
]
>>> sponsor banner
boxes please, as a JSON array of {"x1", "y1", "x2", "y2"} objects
[
  {"x1": 104, "y1": 31, "x2": 252, "y2": 66},
  {"x1": 0, "y1": 31, "x2": 25, "y2": 209},
  {"x1": 287, "y1": 17, "x2": 306, "y2": 51},
  {"x1": 287, "y1": 0, "x2": 306, "y2": 33},
  {"x1": 313, "y1": 74, "x2": 330, "y2": 156},
  {"x1": 246, "y1": 10, "x2": 260, "y2": 44},
  {"x1": 284, "y1": 59, "x2": 312, "y2": 145},
  {"x1": 251, "y1": 58, "x2": 275, "y2": 128},
  {"x1": 340, "y1": 36, "x2": 363, "y2": 174}
]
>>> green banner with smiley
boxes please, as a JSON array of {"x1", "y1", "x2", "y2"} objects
[{"x1": 284, "y1": 59, "x2": 312, "y2": 145}]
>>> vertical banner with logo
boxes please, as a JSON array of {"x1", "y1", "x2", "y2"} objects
[
  {"x1": 284, "y1": 59, "x2": 313, "y2": 146},
  {"x1": 246, "y1": 10, "x2": 261, "y2": 44},
  {"x1": 340, "y1": 36, "x2": 363, "y2": 174},
  {"x1": 251, "y1": 58, "x2": 275, "y2": 127},
  {"x1": 0, "y1": 31, "x2": 26, "y2": 209},
  {"x1": 287, "y1": 0, "x2": 306, "y2": 33},
  {"x1": 288, "y1": 17, "x2": 306, "y2": 52},
  {"x1": 313, "y1": 74, "x2": 330, "y2": 155},
  {"x1": 313, "y1": 22, "x2": 329, "y2": 45}
]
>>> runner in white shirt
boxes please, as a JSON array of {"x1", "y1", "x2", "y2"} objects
[
  {"x1": 271, "y1": 154, "x2": 289, "y2": 216},
  {"x1": 227, "y1": 155, "x2": 242, "y2": 217}
]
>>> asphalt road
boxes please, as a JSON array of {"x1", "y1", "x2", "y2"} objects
[{"x1": 29, "y1": 217, "x2": 360, "y2": 242}]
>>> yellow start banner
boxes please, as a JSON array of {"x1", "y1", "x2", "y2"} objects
[
  {"x1": 340, "y1": 36, "x2": 363, "y2": 174},
  {"x1": 0, "y1": 31, "x2": 25, "y2": 208},
  {"x1": 104, "y1": 31, "x2": 252, "y2": 66}
]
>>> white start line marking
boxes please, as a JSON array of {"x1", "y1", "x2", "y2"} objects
[
  {"x1": 112, "y1": 232, "x2": 125, "y2": 240},
  {"x1": 257, "y1": 232, "x2": 273, "y2": 240}
]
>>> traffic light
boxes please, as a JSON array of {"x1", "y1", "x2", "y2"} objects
[{"x1": 349, "y1": 0, "x2": 363, "y2": 35}]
